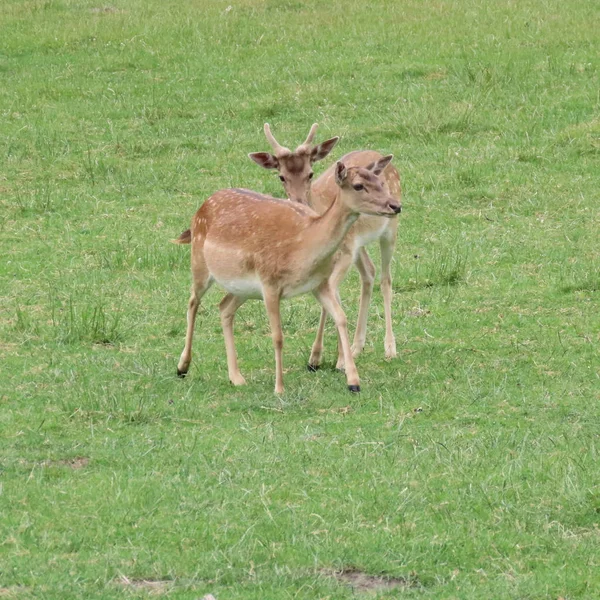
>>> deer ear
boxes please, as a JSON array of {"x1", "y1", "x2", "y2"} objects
[
  {"x1": 367, "y1": 154, "x2": 394, "y2": 176},
  {"x1": 311, "y1": 136, "x2": 339, "y2": 163},
  {"x1": 335, "y1": 161, "x2": 347, "y2": 185},
  {"x1": 248, "y1": 152, "x2": 279, "y2": 170}
]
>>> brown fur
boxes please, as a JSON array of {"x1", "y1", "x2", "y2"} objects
[
  {"x1": 176, "y1": 167, "x2": 399, "y2": 395},
  {"x1": 250, "y1": 124, "x2": 402, "y2": 368}
]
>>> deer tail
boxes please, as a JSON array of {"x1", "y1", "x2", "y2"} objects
[{"x1": 171, "y1": 229, "x2": 191, "y2": 245}]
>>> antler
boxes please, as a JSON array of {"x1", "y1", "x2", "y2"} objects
[
  {"x1": 264, "y1": 123, "x2": 290, "y2": 156},
  {"x1": 303, "y1": 123, "x2": 318, "y2": 146},
  {"x1": 294, "y1": 122, "x2": 319, "y2": 154}
]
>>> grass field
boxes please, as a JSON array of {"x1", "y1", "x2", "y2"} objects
[{"x1": 1, "y1": 0, "x2": 599, "y2": 598}]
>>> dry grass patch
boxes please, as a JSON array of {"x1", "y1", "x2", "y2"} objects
[{"x1": 0, "y1": 588, "x2": 31, "y2": 598}]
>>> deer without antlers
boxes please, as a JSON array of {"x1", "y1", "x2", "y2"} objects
[
  {"x1": 173, "y1": 158, "x2": 399, "y2": 394},
  {"x1": 249, "y1": 123, "x2": 402, "y2": 370}
]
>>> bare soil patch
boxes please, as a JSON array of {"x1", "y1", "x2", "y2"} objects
[
  {"x1": 90, "y1": 6, "x2": 127, "y2": 14},
  {"x1": 116, "y1": 576, "x2": 173, "y2": 594},
  {"x1": 42, "y1": 457, "x2": 89, "y2": 469},
  {"x1": 406, "y1": 307, "x2": 432, "y2": 318},
  {"x1": 321, "y1": 567, "x2": 418, "y2": 593}
]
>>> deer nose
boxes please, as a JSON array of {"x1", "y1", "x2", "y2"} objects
[{"x1": 389, "y1": 203, "x2": 402, "y2": 214}]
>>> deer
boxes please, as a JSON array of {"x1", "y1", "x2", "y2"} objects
[
  {"x1": 249, "y1": 123, "x2": 402, "y2": 371},
  {"x1": 172, "y1": 157, "x2": 400, "y2": 394}
]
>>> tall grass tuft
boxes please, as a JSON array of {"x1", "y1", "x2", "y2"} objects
[
  {"x1": 51, "y1": 295, "x2": 124, "y2": 345},
  {"x1": 13, "y1": 302, "x2": 40, "y2": 337},
  {"x1": 560, "y1": 264, "x2": 600, "y2": 294},
  {"x1": 399, "y1": 245, "x2": 468, "y2": 292}
]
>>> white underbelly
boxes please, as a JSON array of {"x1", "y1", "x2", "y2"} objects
[
  {"x1": 283, "y1": 274, "x2": 324, "y2": 299},
  {"x1": 215, "y1": 275, "x2": 322, "y2": 300},
  {"x1": 218, "y1": 277, "x2": 264, "y2": 299}
]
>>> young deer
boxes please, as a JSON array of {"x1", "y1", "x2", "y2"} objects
[
  {"x1": 173, "y1": 158, "x2": 400, "y2": 394},
  {"x1": 249, "y1": 124, "x2": 402, "y2": 370}
]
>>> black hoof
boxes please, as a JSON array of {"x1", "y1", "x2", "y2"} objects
[
  {"x1": 177, "y1": 368, "x2": 187, "y2": 378},
  {"x1": 307, "y1": 363, "x2": 320, "y2": 372},
  {"x1": 348, "y1": 385, "x2": 361, "y2": 393}
]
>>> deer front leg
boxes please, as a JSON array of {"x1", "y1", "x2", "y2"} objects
[
  {"x1": 380, "y1": 229, "x2": 397, "y2": 359},
  {"x1": 263, "y1": 288, "x2": 285, "y2": 394},
  {"x1": 219, "y1": 293, "x2": 247, "y2": 386},
  {"x1": 308, "y1": 251, "x2": 354, "y2": 371},
  {"x1": 334, "y1": 289, "x2": 346, "y2": 371},
  {"x1": 313, "y1": 282, "x2": 360, "y2": 392},
  {"x1": 351, "y1": 247, "x2": 376, "y2": 358}
]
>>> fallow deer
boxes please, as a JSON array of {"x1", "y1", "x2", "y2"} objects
[
  {"x1": 249, "y1": 124, "x2": 402, "y2": 371},
  {"x1": 173, "y1": 158, "x2": 400, "y2": 394}
]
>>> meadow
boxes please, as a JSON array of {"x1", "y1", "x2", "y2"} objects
[{"x1": 1, "y1": 0, "x2": 599, "y2": 597}]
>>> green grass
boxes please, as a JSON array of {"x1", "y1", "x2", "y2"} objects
[{"x1": 1, "y1": 0, "x2": 599, "y2": 598}]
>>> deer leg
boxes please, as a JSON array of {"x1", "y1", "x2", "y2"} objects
[
  {"x1": 307, "y1": 251, "x2": 354, "y2": 371},
  {"x1": 351, "y1": 247, "x2": 376, "y2": 358},
  {"x1": 334, "y1": 289, "x2": 346, "y2": 371},
  {"x1": 327, "y1": 253, "x2": 356, "y2": 371},
  {"x1": 308, "y1": 307, "x2": 328, "y2": 371},
  {"x1": 380, "y1": 229, "x2": 398, "y2": 359},
  {"x1": 219, "y1": 293, "x2": 247, "y2": 386},
  {"x1": 263, "y1": 288, "x2": 285, "y2": 395},
  {"x1": 313, "y1": 282, "x2": 360, "y2": 392},
  {"x1": 177, "y1": 256, "x2": 213, "y2": 377}
]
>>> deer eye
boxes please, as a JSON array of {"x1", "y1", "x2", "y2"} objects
[
  {"x1": 308, "y1": 172, "x2": 314, "y2": 180},
  {"x1": 279, "y1": 175, "x2": 286, "y2": 182},
  {"x1": 353, "y1": 184, "x2": 364, "y2": 191}
]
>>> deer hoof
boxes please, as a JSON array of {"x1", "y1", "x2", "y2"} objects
[
  {"x1": 177, "y1": 368, "x2": 187, "y2": 378},
  {"x1": 348, "y1": 385, "x2": 360, "y2": 393},
  {"x1": 229, "y1": 374, "x2": 247, "y2": 386},
  {"x1": 307, "y1": 363, "x2": 320, "y2": 372}
]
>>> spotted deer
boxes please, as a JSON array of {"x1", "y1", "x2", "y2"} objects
[
  {"x1": 173, "y1": 158, "x2": 400, "y2": 394},
  {"x1": 249, "y1": 123, "x2": 402, "y2": 370}
]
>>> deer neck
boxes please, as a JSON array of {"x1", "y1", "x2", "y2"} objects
[
  {"x1": 308, "y1": 178, "x2": 337, "y2": 215},
  {"x1": 306, "y1": 191, "x2": 358, "y2": 262},
  {"x1": 306, "y1": 185, "x2": 315, "y2": 209}
]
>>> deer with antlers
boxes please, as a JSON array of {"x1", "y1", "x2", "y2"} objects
[
  {"x1": 249, "y1": 123, "x2": 402, "y2": 371},
  {"x1": 173, "y1": 158, "x2": 400, "y2": 394}
]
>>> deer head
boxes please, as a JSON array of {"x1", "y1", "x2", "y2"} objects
[
  {"x1": 249, "y1": 123, "x2": 339, "y2": 204},
  {"x1": 335, "y1": 155, "x2": 401, "y2": 217}
]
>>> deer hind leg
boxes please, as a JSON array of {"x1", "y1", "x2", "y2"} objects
[
  {"x1": 308, "y1": 307, "x2": 328, "y2": 371},
  {"x1": 380, "y1": 226, "x2": 398, "y2": 359},
  {"x1": 263, "y1": 288, "x2": 285, "y2": 395},
  {"x1": 219, "y1": 293, "x2": 247, "y2": 386},
  {"x1": 351, "y1": 247, "x2": 376, "y2": 358},
  {"x1": 177, "y1": 251, "x2": 213, "y2": 377},
  {"x1": 313, "y1": 282, "x2": 360, "y2": 392}
]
